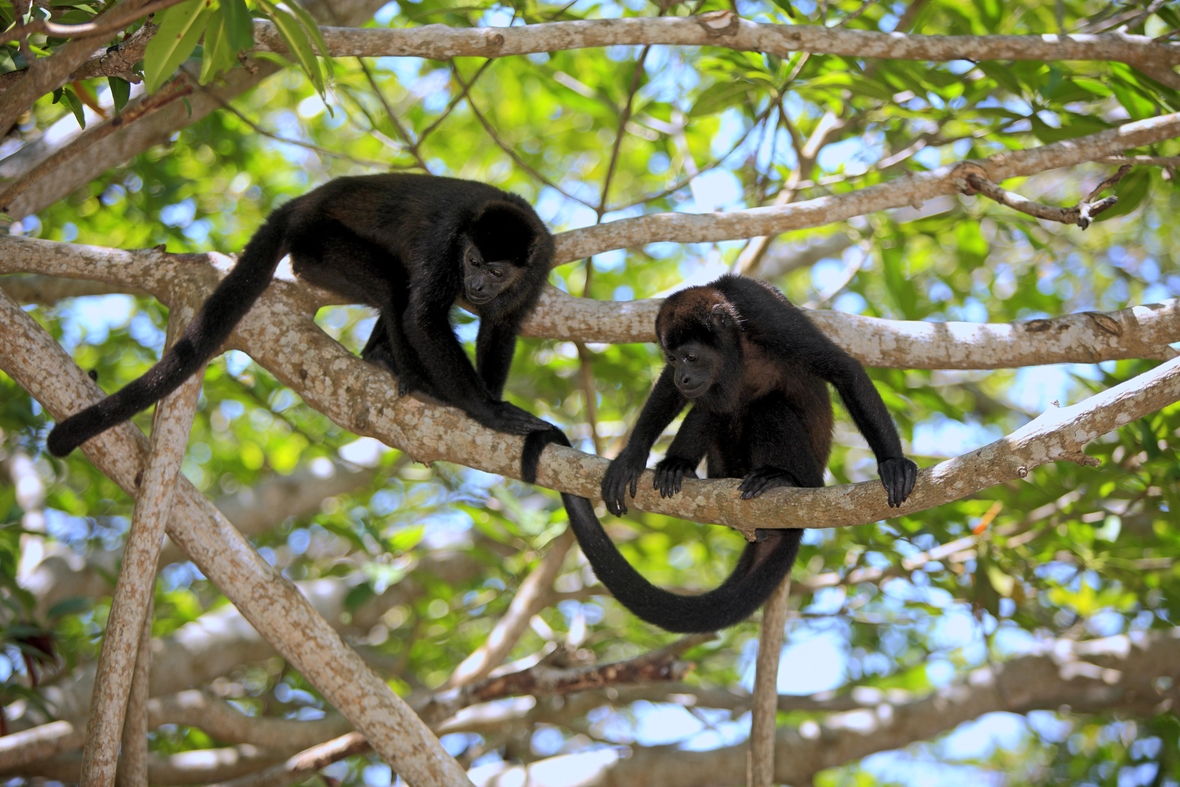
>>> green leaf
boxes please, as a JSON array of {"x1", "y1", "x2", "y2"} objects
[
  {"x1": 107, "y1": 76, "x2": 130, "y2": 113},
  {"x1": 60, "y1": 86, "x2": 86, "y2": 128},
  {"x1": 255, "y1": 0, "x2": 324, "y2": 97},
  {"x1": 281, "y1": 0, "x2": 329, "y2": 63},
  {"x1": 688, "y1": 80, "x2": 753, "y2": 118},
  {"x1": 770, "y1": 0, "x2": 794, "y2": 18},
  {"x1": 220, "y1": 0, "x2": 254, "y2": 51},
  {"x1": 46, "y1": 597, "x2": 92, "y2": 619},
  {"x1": 143, "y1": 0, "x2": 215, "y2": 94},
  {"x1": 1095, "y1": 168, "x2": 1150, "y2": 222},
  {"x1": 199, "y1": 10, "x2": 238, "y2": 84}
]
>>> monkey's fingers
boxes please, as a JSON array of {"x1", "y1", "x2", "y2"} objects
[{"x1": 738, "y1": 468, "x2": 796, "y2": 500}]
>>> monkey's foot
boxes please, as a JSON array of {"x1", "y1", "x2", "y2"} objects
[
  {"x1": 653, "y1": 458, "x2": 698, "y2": 498},
  {"x1": 737, "y1": 467, "x2": 799, "y2": 500}
]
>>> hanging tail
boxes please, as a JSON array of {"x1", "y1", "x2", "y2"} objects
[
  {"x1": 47, "y1": 203, "x2": 295, "y2": 457},
  {"x1": 521, "y1": 428, "x2": 801, "y2": 633}
]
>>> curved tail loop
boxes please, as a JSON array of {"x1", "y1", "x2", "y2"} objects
[
  {"x1": 47, "y1": 203, "x2": 295, "y2": 457},
  {"x1": 520, "y1": 427, "x2": 800, "y2": 634}
]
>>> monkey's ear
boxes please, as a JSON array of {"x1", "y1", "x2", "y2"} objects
[{"x1": 709, "y1": 302, "x2": 736, "y2": 330}]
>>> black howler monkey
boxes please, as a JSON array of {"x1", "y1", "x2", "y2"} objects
[
  {"x1": 526, "y1": 274, "x2": 917, "y2": 633},
  {"x1": 47, "y1": 174, "x2": 556, "y2": 458}
]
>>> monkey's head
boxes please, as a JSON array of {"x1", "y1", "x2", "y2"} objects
[
  {"x1": 463, "y1": 200, "x2": 554, "y2": 317},
  {"x1": 656, "y1": 286, "x2": 745, "y2": 410}
]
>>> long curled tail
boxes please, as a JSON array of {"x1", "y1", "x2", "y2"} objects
[
  {"x1": 47, "y1": 203, "x2": 295, "y2": 457},
  {"x1": 521, "y1": 428, "x2": 801, "y2": 633}
]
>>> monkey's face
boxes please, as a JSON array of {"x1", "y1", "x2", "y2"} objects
[
  {"x1": 463, "y1": 241, "x2": 520, "y2": 307},
  {"x1": 665, "y1": 341, "x2": 722, "y2": 400}
]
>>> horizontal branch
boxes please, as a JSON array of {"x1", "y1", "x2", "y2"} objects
[
  {"x1": 473, "y1": 630, "x2": 1180, "y2": 787},
  {"x1": 553, "y1": 112, "x2": 1180, "y2": 262},
  {"x1": 250, "y1": 14, "x2": 1180, "y2": 68},
  {"x1": 522, "y1": 286, "x2": 1180, "y2": 368},
  {"x1": 3, "y1": 236, "x2": 1179, "y2": 531},
  {"x1": 5, "y1": 239, "x2": 1178, "y2": 372}
]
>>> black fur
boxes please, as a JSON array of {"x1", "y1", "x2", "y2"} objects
[
  {"x1": 47, "y1": 174, "x2": 556, "y2": 457},
  {"x1": 581, "y1": 274, "x2": 919, "y2": 633}
]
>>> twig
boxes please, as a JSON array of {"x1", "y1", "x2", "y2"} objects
[
  {"x1": 79, "y1": 297, "x2": 205, "y2": 787},
  {"x1": 200, "y1": 88, "x2": 390, "y2": 168},
  {"x1": 0, "y1": 0, "x2": 184, "y2": 47},
  {"x1": 748, "y1": 577, "x2": 790, "y2": 787},
  {"x1": 207, "y1": 732, "x2": 370, "y2": 787},
  {"x1": 0, "y1": 77, "x2": 193, "y2": 215},
  {"x1": 422, "y1": 634, "x2": 714, "y2": 728},
  {"x1": 959, "y1": 165, "x2": 1129, "y2": 229},
  {"x1": 352, "y1": 56, "x2": 430, "y2": 171},
  {"x1": 447, "y1": 530, "x2": 576, "y2": 687}
]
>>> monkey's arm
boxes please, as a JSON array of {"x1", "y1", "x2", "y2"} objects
[
  {"x1": 402, "y1": 289, "x2": 547, "y2": 435},
  {"x1": 475, "y1": 317, "x2": 520, "y2": 401},
  {"x1": 806, "y1": 344, "x2": 916, "y2": 507},
  {"x1": 602, "y1": 366, "x2": 686, "y2": 515},
  {"x1": 653, "y1": 407, "x2": 709, "y2": 498},
  {"x1": 725, "y1": 277, "x2": 917, "y2": 507}
]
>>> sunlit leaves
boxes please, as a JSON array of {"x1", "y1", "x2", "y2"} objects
[{"x1": 143, "y1": 0, "x2": 215, "y2": 93}]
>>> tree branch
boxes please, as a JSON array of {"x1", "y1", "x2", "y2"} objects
[
  {"x1": 0, "y1": 0, "x2": 158, "y2": 136},
  {"x1": 447, "y1": 530, "x2": 576, "y2": 688},
  {"x1": 249, "y1": 14, "x2": 1180, "y2": 68},
  {"x1": 2, "y1": 237, "x2": 1179, "y2": 533},
  {"x1": 552, "y1": 111, "x2": 1180, "y2": 263},
  {"x1": 0, "y1": 287, "x2": 471, "y2": 787},
  {"x1": 469, "y1": 631, "x2": 1180, "y2": 787},
  {"x1": 81, "y1": 296, "x2": 204, "y2": 787}
]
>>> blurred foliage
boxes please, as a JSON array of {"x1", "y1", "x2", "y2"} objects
[{"x1": 3, "y1": 0, "x2": 1180, "y2": 782}]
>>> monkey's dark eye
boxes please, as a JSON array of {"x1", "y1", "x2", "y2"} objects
[
  {"x1": 666, "y1": 354, "x2": 676, "y2": 363},
  {"x1": 685, "y1": 354, "x2": 697, "y2": 363},
  {"x1": 489, "y1": 268, "x2": 503, "y2": 278}
]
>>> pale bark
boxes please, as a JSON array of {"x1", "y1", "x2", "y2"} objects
[
  {"x1": 0, "y1": 287, "x2": 471, "y2": 787},
  {"x1": 2, "y1": 236, "x2": 1178, "y2": 533},
  {"x1": 552, "y1": 112, "x2": 1180, "y2": 263},
  {"x1": 525, "y1": 285, "x2": 1180, "y2": 368},
  {"x1": 114, "y1": 606, "x2": 151, "y2": 787},
  {"x1": 747, "y1": 578, "x2": 789, "y2": 787},
  {"x1": 209, "y1": 732, "x2": 370, "y2": 787},
  {"x1": 82, "y1": 298, "x2": 204, "y2": 787},
  {"x1": 249, "y1": 14, "x2": 1180, "y2": 68}
]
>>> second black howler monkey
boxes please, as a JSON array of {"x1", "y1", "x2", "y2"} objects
[
  {"x1": 526, "y1": 274, "x2": 917, "y2": 633},
  {"x1": 47, "y1": 174, "x2": 556, "y2": 457}
]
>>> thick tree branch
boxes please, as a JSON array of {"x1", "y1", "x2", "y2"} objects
[
  {"x1": 0, "y1": 288, "x2": 471, "y2": 787},
  {"x1": 524, "y1": 286, "x2": 1180, "y2": 366},
  {"x1": 250, "y1": 14, "x2": 1180, "y2": 68},
  {"x1": 2, "y1": 237, "x2": 1179, "y2": 533}
]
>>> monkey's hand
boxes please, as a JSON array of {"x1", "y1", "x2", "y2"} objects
[
  {"x1": 653, "y1": 457, "x2": 698, "y2": 499},
  {"x1": 738, "y1": 467, "x2": 799, "y2": 500},
  {"x1": 602, "y1": 449, "x2": 647, "y2": 516},
  {"x1": 877, "y1": 458, "x2": 918, "y2": 508},
  {"x1": 394, "y1": 368, "x2": 439, "y2": 401}
]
